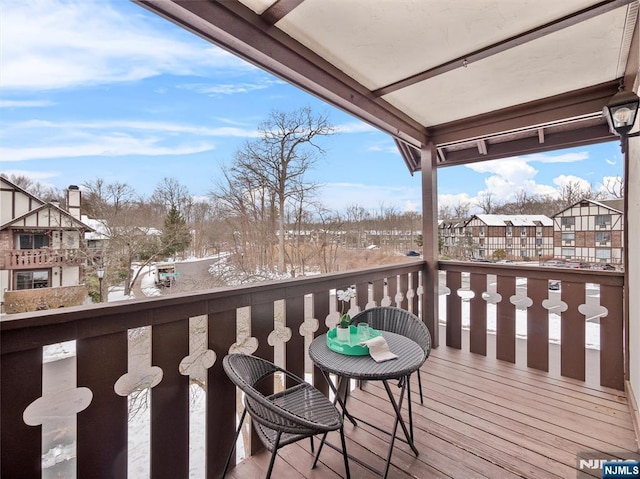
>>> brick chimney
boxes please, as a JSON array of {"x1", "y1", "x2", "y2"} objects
[{"x1": 66, "y1": 185, "x2": 81, "y2": 220}]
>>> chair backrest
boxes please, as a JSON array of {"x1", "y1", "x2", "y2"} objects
[
  {"x1": 222, "y1": 354, "x2": 337, "y2": 435},
  {"x1": 350, "y1": 307, "x2": 431, "y2": 359}
]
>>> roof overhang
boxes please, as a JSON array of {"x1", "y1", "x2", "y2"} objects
[{"x1": 135, "y1": 0, "x2": 639, "y2": 172}]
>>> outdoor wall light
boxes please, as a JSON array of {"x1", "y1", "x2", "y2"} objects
[
  {"x1": 96, "y1": 266, "x2": 104, "y2": 302},
  {"x1": 603, "y1": 89, "x2": 640, "y2": 152}
]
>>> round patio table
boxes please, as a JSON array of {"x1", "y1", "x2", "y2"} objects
[{"x1": 309, "y1": 331, "x2": 424, "y2": 479}]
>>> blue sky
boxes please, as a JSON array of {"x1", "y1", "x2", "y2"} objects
[{"x1": 0, "y1": 0, "x2": 624, "y2": 214}]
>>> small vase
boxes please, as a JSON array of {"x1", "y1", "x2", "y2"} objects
[{"x1": 336, "y1": 326, "x2": 350, "y2": 342}]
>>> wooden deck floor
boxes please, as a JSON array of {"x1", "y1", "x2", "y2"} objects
[{"x1": 227, "y1": 345, "x2": 639, "y2": 479}]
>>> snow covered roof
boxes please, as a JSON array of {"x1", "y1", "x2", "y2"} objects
[
  {"x1": 82, "y1": 215, "x2": 162, "y2": 240},
  {"x1": 82, "y1": 216, "x2": 109, "y2": 240},
  {"x1": 474, "y1": 214, "x2": 552, "y2": 227}
]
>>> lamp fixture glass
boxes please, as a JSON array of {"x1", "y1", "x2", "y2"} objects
[
  {"x1": 603, "y1": 90, "x2": 640, "y2": 137},
  {"x1": 96, "y1": 268, "x2": 104, "y2": 279}
]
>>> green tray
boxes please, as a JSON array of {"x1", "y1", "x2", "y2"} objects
[{"x1": 326, "y1": 325, "x2": 381, "y2": 355}]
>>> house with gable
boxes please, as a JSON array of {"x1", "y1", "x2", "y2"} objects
[
  {"x1": 552, "y1": 198, "x2": 624, "y2": 265},
  {"x1": 0, "y1": 177, "x2": 94, "y2": 313}
]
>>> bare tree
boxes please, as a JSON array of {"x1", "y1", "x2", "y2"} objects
[
  {"x1": 314, "y1": 208, "x2": 344, "y2": 273},
  {"x1": 438, "y1": 204, "x2": 454, "y2": 221},
  {"x1": 150, "y1": 177, "x2": 191, "y2": 215},
  {"x1": 452, "y1": 201, "x2": 471, "y2": 219},
  {"x1": 220, "y1": 107, "x2": 334, "y2": 274},
  {"x1": 602, "y1": 176, "x2": 624, "y2": 198},
  {"x1": 557, "y1": 180, "x2": 603, "y2": 209},
  {"x1": 83, "y1": 178, "x2": 139, "y2": 218},
  {"x1": 2, "y1": 173, "x2": 61, "y2": 202},
  {"x1": 82, "y1": 178, "x2": 182, "y2": 296},
  {"x1": 477, "y1": 191, "x2": 500, "y2": 214}
]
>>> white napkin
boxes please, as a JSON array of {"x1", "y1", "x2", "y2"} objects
[{"x1": 363, "y1": 336, "x2": 398, "y2": 363}]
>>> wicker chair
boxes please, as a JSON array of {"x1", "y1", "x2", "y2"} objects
[
  {"x1": 350, "y1": 307, "x2": 431, "y2": 437},
  {"x1": 222, "y1": 354, "x2": 350, "y2": 479}
]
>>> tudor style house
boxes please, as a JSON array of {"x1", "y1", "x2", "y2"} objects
[
  {"x1": 552, "y1": 198, "x2": 624, "y2": 265},
  {"x1": 0, "y1": 178, "x2": 93, "y2": 313},
  {"x1": 440, "y1": 215, "x2": 554, "y2": 260}
]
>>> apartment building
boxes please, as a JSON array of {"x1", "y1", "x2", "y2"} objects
[
  {"x1": 552, "y1": 199, "x2": 624, "y2": 265},
  {"x1": 440, "y1": 215, "x2": 554, "y2": 260}
]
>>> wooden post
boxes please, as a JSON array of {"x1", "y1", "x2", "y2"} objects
[{"x1": 421, "y1": 142, "x2": 439, "y2": 348}]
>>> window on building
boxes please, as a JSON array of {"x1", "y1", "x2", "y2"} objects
[
  {"x1": 478, "y1": 250, "x2": 485, "y2": 258},
  {"x1": 520, "y1": 238, "x2": 527, "y2": 247},
  {"x1": 520, "y1": 227, "x2": 527, "y2": 236},
  {"x1": 561, "y1": 217, "x2": 575, "y2": 228},
  {"x1": 507, "y1": 239, "x2": 512, "y2": 247},
  {"x1": 506, "y1": 226, "x2": 513, "y2": 236},
  {"x1": 479, "y1": 238, "x2": 485, "y2": 246},
  {"x1": 536, "y1": 238, "x2": 542, "y2": 247},
  {"x1": 16, "y1": 270, "x2": 50, "y2": 290},
  {"x1": 562, "y1": 232, "x2": 575, "y2": 244},
  {"x1": 561, "y1": 248, "x2": 575, "y2": 258},
  {"x1": 520, "y1": 250, "x2": 526, "y2": 258},
  {"x1": 479, "y1": 226, "x2": 485, "y2": 236},
  {"x1": 536, "y1": 226, "x2": 542, "y2": 236},
  {"x1": 595, "y1": 214, "x2": 611, "y2": 228},
  {"x1": 18, "y1": 233, "x2": 50, "y2": 249},
  {"x1": 596, "y1": 232, "x2": 611, "y2": 244},
  {"x1": 595, "y1": 248, "x2": 611, "y2": 260}
]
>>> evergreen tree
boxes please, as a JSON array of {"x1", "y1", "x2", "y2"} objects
[{"x1": 162, "y1": 205, "x2": 191, "y2": 258}]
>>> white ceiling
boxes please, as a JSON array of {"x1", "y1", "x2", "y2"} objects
[{"x1": 273, "y1": 0, "x2": 634, "y2": 126}]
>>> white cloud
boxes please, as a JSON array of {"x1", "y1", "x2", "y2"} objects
[
  {"x1": 0, "y1": 99, "x2": 54, "y2": 108},
  {"x1": 0, "y1": 0, "x2": 251, "y2": 91},
  {"x1": 437, "y1": 193, "x2": 475, "y2": 209},
  {"x1": 461, "y1": 154, "x2": 602, "y2": 207},
  {"x1": 466, "y1": 158, "x2": 538, "y2": 184},
  {"x1": 0, "y1": 117, "x2": 265, "y2": 162},
  {"x1": 335, "y1": 123, "x2": 377, "y2": 134},
  {"x1": 7, "y1": 119, "x2": 259, "y2": 138},
  {"x1": 1, "y1": 169, "x2": 58, "y2": 181},
  {"x1": 366, "y1": 144, "x2": 401, "y2": 154},
  {"x1": 2, "y1": 134, "x2": 215, "y2": 162},
  {"x1": 178, "y1": 78, "x2": 284, "y2": 96},
  {"x1": 526, "y1": 152, "x2": 589, "y2": 163},
  {"x1": 552, "y1": 174, "x2": 592, "y2": 189},
  {"x1": 606, "y1": 159, "x2": 616, "y2": 165},
  {"x1": 466, "y1": 158, "x2": 541, "y2": 200}
]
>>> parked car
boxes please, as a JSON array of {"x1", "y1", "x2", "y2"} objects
[
  {"x1": 565, "y1": 261, "x2": 591, "y2": 269},
  {"x1": 542, "y1": 260, "x2": 564, "y2": 267},
  {"x1": 548, "y1": 280, "x2": 561, "y2": 291},
  {"x1": 406, "y1": 250, "x2": 421, "y2": 257},
  {"x1": 592, "y1": 263, "x2": 616, "y2": 271}
]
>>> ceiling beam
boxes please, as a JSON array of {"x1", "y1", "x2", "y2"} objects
[
  {"x1": 135, "y1": 0, "x2": 427, "y2": 147},
  {"x1": 435, "y1": 123, "x2": 615, "y2": 168},
  {"x1": 261, "y1": 0, "x2": 305, "y2": 25},
  {"x1": 429, "y1": 80, "x2": 620, "y2": 145},
  {"x1": 624, "y1": 4, "x2": 639, "y2": 91},
  {"x1": 538, "y1": 128, "x2": 545, "y2": 144},
  {"x1": 373, "y1": 0, "x2": 635, "y2": 97}
]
